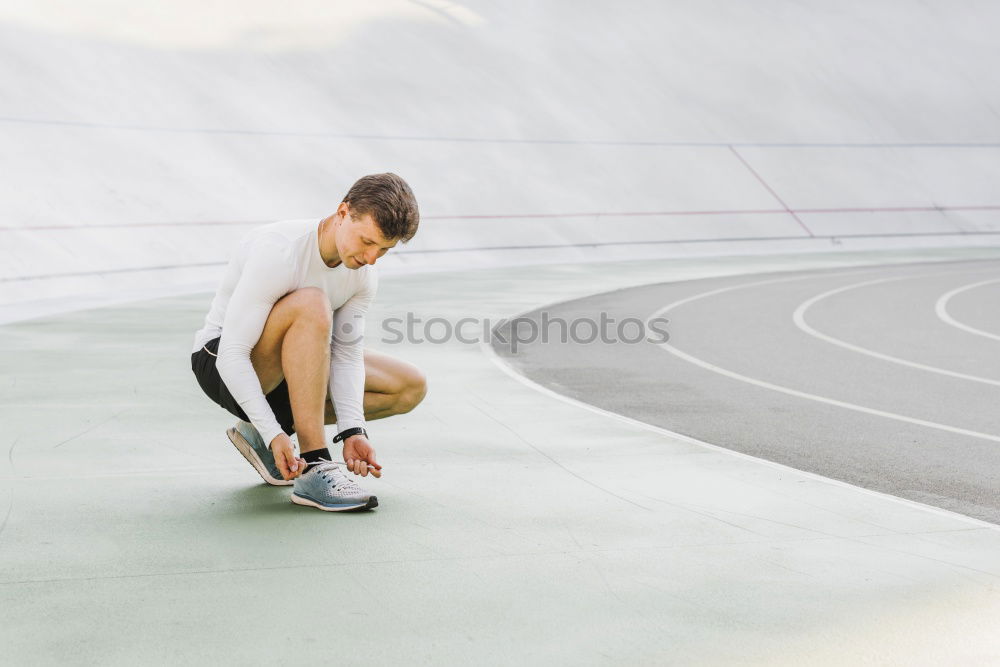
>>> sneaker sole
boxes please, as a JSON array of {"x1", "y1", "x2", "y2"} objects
[
  {"x1": 226, "y1": 427, "x2": 293, "y2": 486},
  {"x1": 291, "y1": 492, "x2": 379, "y2": 512}
]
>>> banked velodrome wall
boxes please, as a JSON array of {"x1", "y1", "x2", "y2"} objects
[{"x1": 2, "y1": 1, "x2": 999, "y2": 318}]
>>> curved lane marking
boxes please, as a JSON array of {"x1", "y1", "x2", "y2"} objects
[
  {"x1": 646, "y1": 271, "x2": 1000, "y2": 445},
  {"x1": 480, "y1": 339, "x2": 999, "y2": 532},
  {"x1": 935, "y1": 277, "x2": 1000, "y2": 343},
  {"x1": 793, "y1": 272, "x2": 1000, "y2": 387}
]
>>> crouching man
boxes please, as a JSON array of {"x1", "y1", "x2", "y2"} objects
[{"x1": 191, "y1": 173, "x2": 427, "y2": 512}]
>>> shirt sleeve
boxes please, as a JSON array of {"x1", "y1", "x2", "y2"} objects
[
  {"x1": 215, "y1": 237, "x2": 294, "y2": 446},
  {"x1": 329, "y1": 268, "x2": 378, "y2": 433}
]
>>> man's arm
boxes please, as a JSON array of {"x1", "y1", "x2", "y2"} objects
[
  {"x1": 329, "y1": 270, "x2": 377, "y2": 432},
  {"x1": 215, "y1": 240, "x2": 293, "y2": 447}
]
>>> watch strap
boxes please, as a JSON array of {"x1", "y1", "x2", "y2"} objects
[{"x1": 333, "y1": 426, "x2": 368, "y2": 443}]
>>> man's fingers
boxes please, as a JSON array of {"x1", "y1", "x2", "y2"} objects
[
  {"x1": 276, "y1": 449, "x2": 303, "y2": 480},
  {"x1": 275, "y1": 453, "x2": 290, "y2": 480},
  {"x1": 289, "y1": 455, "x2": 305, "y2": 479},
  {"x1": 345, "y1": 455, "x2": 381, "y2": 477},
  {"x1": 366, "y1": 453, "x2": 381, "y2": 477}
]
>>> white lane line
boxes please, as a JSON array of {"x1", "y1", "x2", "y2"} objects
[
  {"x1": 646, "y1": 273, "x2": 1000, "y2": 446},
  {"x1": 479, "y1": 340, "x2": 1000, "y2": 532},
  {"x1": 658, "y1": 343, "x2": 1000, "y2": 444},
  {"x1": 935, "y1": 277, "x2": 1000, "y2": 342},
  {"x1": 793, "y1": 272, "x2": 1000, "y2": 387}
]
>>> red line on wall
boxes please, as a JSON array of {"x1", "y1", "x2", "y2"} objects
[
  {"x1": 5, "y1": 230, "x2": 1000, "y2": 283},
  {"x1": 2, "y1": 204, "x2": 1000, "y2": 232}
]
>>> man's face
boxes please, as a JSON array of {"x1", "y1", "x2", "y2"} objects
[{"x1": 337, "y1": 208, "x2": 398, "y2": 269}]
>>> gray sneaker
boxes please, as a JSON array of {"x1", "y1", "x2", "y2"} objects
[
  {"x1": 226, "y1": 420, "x2": 292, "y2": 486},
  {"x1": 292, "y1": 461, "x2": 378, "y2": 512}
]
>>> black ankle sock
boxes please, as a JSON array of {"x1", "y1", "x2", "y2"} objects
[{"x1": 302, "y1": 448, "x2": 332, "y2": 472}]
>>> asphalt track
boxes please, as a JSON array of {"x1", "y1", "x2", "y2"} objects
[{"x1": 494, "y1": 258, "x2": 1000, "y2": 524}]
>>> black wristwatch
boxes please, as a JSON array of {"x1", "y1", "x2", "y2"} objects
[{"x1": 333, "y1": 426, "x2": 368, "y2": 444}]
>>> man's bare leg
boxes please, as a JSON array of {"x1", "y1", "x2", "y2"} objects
[
  {"x1": 249, "y1": 287, "x2": 331, "y2": 454},
  {"x1": 324, "y1": 349, "x2": 427, "y2": 425}
]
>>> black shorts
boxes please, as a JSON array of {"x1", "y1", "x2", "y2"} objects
[{"x1": 190, "y1": 336, "x2": 296, "y2": 436}]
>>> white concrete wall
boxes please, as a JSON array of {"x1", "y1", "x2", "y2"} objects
[{"x1": 2, "y1": 0, "x2": 999, "y2": 317}]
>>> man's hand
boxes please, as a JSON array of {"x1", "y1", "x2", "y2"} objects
[
  {"x1": 270, "y1": 433, "x2": 307, "y2": 481},
  {"x1": 343, "y1": 434, "x2": 382, "y2": 478}
]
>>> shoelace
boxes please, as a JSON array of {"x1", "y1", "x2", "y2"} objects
[
  {"x1": 303, "y1": 457, "x2": 379, "y2": 477},
  {"x1": 307, "y1": 457, "x2": 352, "y2": 467},
  {"x1": 307, "y1": 459, "x2": 362, "y2": 491}
]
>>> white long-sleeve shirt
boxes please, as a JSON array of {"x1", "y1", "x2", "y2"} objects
[{"x1": 193, "y1": 219, "x2": 376, "y2": 445}]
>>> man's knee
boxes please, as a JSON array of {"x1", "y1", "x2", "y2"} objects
[
  {"x1": 284, "y1": 288, "x2": 331, "y2": 328},
  {"x1": 398, "y1": 367, "x2": 428, "y2": 414}
]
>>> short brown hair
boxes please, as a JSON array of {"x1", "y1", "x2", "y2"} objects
[{"x1": 342, "y1": 173, "x2": 420, "y2": 242}]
